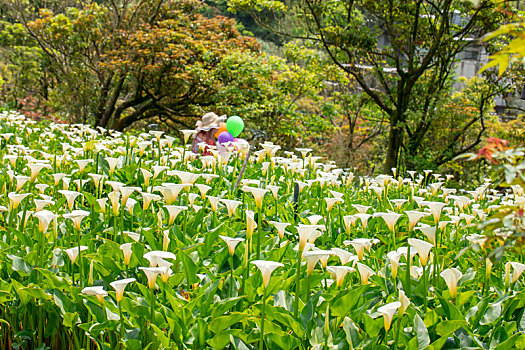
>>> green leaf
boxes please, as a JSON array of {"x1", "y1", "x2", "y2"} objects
[
  {"x1": 63, "y1": 312, "x2": 81, "y2": 328},
  {"x1": 17, "y1": 286, "x2": 51, "y2": 305},
  {"x1": 435, "y1": 320, "x2": 468, "y2": 337},
  {"x1": 208, "y1": 312, "x2": 252, "y2": 334},
  {"x1": 414, "y1": 314, "x2": 430, "y2": 350},
  {"x1": 265, "y1": 305, "x2": 305, "y2": 338},
  {"x1": 437, "y1": 293, "x2": 464, "y2": 320},
  {"x1": 151, "y1": 324, "x2": 171, "y2": 348},
  {"x1": 494, "y1": 333, "x2": 525, "y2": 350},
  {"x1": 331, "y1": 285, "x2": 369, "y2": 317},
  {"x1": 343, "y1": 317, "x2": 360, "y2": 349},
  {"x1": 480, "y1": 302, "x2": 502, "y2": 325},
  {"x1": 207, "y1": 329, "x2": 241, "y2": 349},
  {"x1": 8, "y1": 254, "x2": 32, "y2": 275}
]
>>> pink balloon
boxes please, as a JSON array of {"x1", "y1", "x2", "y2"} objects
[{"x1": 235, "y1": 138, "x2": 249, "y2": 145}]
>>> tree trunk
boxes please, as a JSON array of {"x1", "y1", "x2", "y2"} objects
[
  {"x1": 97, "y1": 76, "x2": 125, "y2": 128},
  {"x1": 384, "y1": 112, "x2": 402, "y2": 175},
  {"x1": 112, "y1": 98, "x2": 156, "y2": 131}
]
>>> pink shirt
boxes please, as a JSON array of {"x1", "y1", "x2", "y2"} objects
[{"x1": 191, "y1": 131, "x2": 215, "y2": 155}]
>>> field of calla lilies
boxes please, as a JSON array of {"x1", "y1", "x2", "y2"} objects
[{"x1": 0, "y1": 110, "x2": 524, "y2": 349}]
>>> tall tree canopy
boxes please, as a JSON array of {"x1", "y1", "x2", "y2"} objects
[
  {"x1": 6, "y1": 0, "x2": 261, "y2": 129},
  {"x1": 229, "y1": 0, "x2": 514, "y2": 172}
]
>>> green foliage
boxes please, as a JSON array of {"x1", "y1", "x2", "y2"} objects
[
  {"x1": 228, "y1": 0, "x2": 516, "y2": 173},
  {"x1": 0, "y1": 111, "x2": 523, "y2": 348}
]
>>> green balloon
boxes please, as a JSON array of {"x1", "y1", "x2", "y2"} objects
[{"x1": 226, "y1": 116, "x2": 244, "y2": 138}]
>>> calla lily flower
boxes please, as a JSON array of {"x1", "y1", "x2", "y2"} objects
[
  {"x1": 391, "y1": 198, "x2": 408, "y2": 210},
  {"x1": 139, "y1": 267, "x2": 165, "y2": 289},
  {"x1": 105, "y1": 157, "x2": 121, "y2": 174},
  {"x1": 15, "y1": 175, "x2": 30, "y2": 191},
  {"x1": 8, "y1": 192, "x2": 31, "y2": 210},
  {"x1": 169, "y1": 170, "x2": 199, "y2": 185},
  {"x1": 506, "y1": 261, "x2": 525, "y2": 284},
  {"x1": 325, "y1": 197, "x2": 343, "y2": 211},
  {"x1": 221, "y1": 199, "x2": 242, "y2": 217},
  {"x1": 108, "y1": 192, "x2": 121, "y2": 216},
  {"x1": 342, "y1": 215, "x2": 358, "y2": 232},
  {"x1": 33, "y1": 210, "x2": 56, "y2": 234},
  {"x1": 306, "y1": 215, "x2": 324, "y2": 225},
  {"x1": 297, "y1": 225, "x2": 322, "y2": 252},
  {"x1": 119, "y1": 186, "x2": 140, "y2": 207},
  {"x1": 152, "y1": 166, "x2": 168, "y2": 179},
  {"x1": 295, "y1": 147, "x2": 312, "y2": 159},
  {"x1": 374, "y1": 212, "x2": 402, "y2": 232},
  {"x1": 345, "y1": 238, "x2": 373, "y2": 260},
  {"x1": 195, "y1": 184, "x2": 211, "y2": 199},
  {"x1": 304, "y1": 251, "x2": 333, "y2": 276},
  {"x1": 58, "y1": 190, "x2": 82, "y2": 211},
  {"x1": 377, "y1": 301, "x2": 401, "y2": 331},
  {"x1": 140, "y1": 168, "x2": 153, "y2": 187},
  {"x1": 81, "y1": 286, "x2": 108, "y2": 304},
  {"x1": 126, "y1": 198, "x2": 137, "y2": 215},
  {"x1": 88, "y1": 173, "x2": 104, "y2": 189},
  {"x1": 180, "y1": 129, "x2": 197, "y2": 144},
  {"x1": 251, "y1": 260, "x2": 284, "y2": 288},
  {"x1": 154, "y1": 183, "x2": 187, "y2": 205},
  {"x1": 35, "y1": 184, "x2": 49, "y2": 194},
  {"x1": 164, "y1": 205, "x2": 187, "y2": 225},
  {"x1": 421, "y1": 201, "x2": 446, "y2": 224},
  {"x1": 157, "y1": 260, "x2": 173, "y2": 283},
  {"x1": 106, "y1": 180, "x2": 125, "y2": 193},
  {"x1": 65, "y1": 246, "x2": 88, "y2": 264},
  {"x1": 219, "y1": 235, "x2": 245, "y2": 256},
  {"x1": 312, "y1": 248, "x2": 334, "y2": 268},
  {"x1": 144, "y1": 251, "x2": 176, "y2": 267},
  {"x1": 246, "y1": 210, "x2": 258, "y2": 239},
  {"x1": 399, "y1": 290, "x2": 410, "y2": 315},
  {"x1": 387, "y1": 251, "x2": 402, "y2": 279},
  {"x1": 405, "y1": 210, "x2": 429, "y2": 231},
  {"x1": 141, "y1": 192, "x2": 161, "y2": 211},
  {"x1": 415, "y1": 224, "x2": 436, "y2": 245},
  {"x1": 4, "y1": 154, "x2": 17, "y2": 167},
  {"x1": 28, "y1": 163, "x2": 47, "y2": 181},
  {"x1": 356, "y1": 262, "x2": 375, "y2": 284},
  {"x1": 110, "y1": 278, "x2": 136, "y2": 303},
  {"x1": 63, "y1": 210, "x2": 90, "y2": 231},
  {"x1": 96, "y1": 198, "x2": 108, "y2": 214},
  {"x1": 268, "y1": 221, "x2": 290, "y2": 239},
  {"x1": 242, "y1": 186, "x2": 268, "y2": 210},
  {"x1": 75, "y1": 159, "x2": 93, "y2": 173},
  {"x1": 327, "y1": 265, "x2": 355, "y2": 287},
  {"x1": 440, "y1": 267, "x2": 463, "y2": 298},
  {"x1": 34, "y1": 199, "x2": 53, "y2": 212},
  {"x1": 352, "y1": 204, "x2": 370, "y2": 214},
  {"x1": 459, "y1": 213, "x2": 475, "y2": 225},
  {"x1": 331, "y1": 248, "x2": 357, "y2": 265},
  {"x1": 354, "y1": 213, "x2": 372, "y2": 230},
  {"x1": 207, "y1": 196, "x2": 220, "y2": 212},
  {"x1": 267, "y1": 185, "x2": 280, "y2": 199},
  {"x1": 120, "y1": 243, "x2": 133, "y2": 265},
  {"x1": 408, "y1": 238, "x2": 434, "y2": 266}
]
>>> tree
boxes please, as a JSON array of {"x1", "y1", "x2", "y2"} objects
[
  {"x1": 229, "y1": 0, "x2": 512, "y2": 173},
  {"x1": 5, "y1": 0, "x2": 261, "y2": 129}
]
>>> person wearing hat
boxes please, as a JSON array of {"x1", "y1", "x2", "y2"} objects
[{"x1": 191, "y1": 112, "x2": 225, "y2": 155}]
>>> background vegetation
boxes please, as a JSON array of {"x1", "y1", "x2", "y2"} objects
[{"x1": 0, "y1": 0, "x2": 523, "y2": 181}]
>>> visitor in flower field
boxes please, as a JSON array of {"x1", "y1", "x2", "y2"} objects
[{"x1": 191, "y1": 112, "x2": 225, "y2": 156}]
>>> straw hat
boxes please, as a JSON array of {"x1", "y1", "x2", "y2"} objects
[{"x1": 195, "y1": 112, "x2": 225, "y2": 132}]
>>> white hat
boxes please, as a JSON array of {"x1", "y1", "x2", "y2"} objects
[{"x1": 195, "y1": 112, "x2": 226, "y2": 132}]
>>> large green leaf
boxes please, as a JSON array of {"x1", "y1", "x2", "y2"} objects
[
  {"x1": 208, "y1": 312, "x2": 252, "y2": 334},
  {"x1": 414, "y1": 314, "x2": 430, "y2": 350}
]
